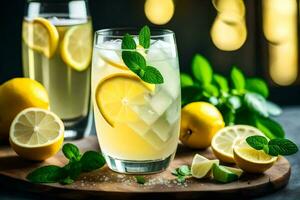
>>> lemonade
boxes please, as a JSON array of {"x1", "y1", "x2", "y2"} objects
[
  {"x1": 22, "y1": 17, "x2": 92, "y2": 136},
  {"x1": 91, "y1": 29, "x2": 181, "y2": 173}
]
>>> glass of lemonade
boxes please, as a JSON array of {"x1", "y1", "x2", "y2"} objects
[
  {"x1": 22, "y1": 0, "x2": 93, "y2": 139},
  {"x1": 91, "y1": 28, "x2": 181, "y2": 173}
]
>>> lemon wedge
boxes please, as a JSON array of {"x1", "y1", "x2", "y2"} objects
[
  {"x1": 233, "y1": 139, "x2": 277, "y2": 173},
  {"x1": 191, "y1": 154, "x2": 219, "y2": 178},
  {"x1": 9, "y1": 108, "x2": 64, "y2": 161},
  {"x1": 211, "y1": 125, "x2": 264, "y2": 163},
  {"x1": 61, "y1": 23, "x2": 92, "y2": 71},
  {"x1": 95, "y1": 73, "x2": 153, "y2": 127},
  {"x1": 22, "y1": 18, "x2": 59, "y2": 58}
]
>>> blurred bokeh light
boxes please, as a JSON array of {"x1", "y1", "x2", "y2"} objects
[{"x1": 144, "y1": 0, "x2": 175, "y2": 25}]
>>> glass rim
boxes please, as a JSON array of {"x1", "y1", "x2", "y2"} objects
[{"x1": 95, "y1": 28, "x2": 174, "y2": 39}]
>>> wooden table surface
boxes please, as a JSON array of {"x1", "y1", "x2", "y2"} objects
[{"x1": 0, "y1": 106, "x2": 300, "y2": 200}]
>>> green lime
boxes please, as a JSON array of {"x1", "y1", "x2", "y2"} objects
[{"x1": 212, "y1": 164, "x2": 239, "y2": 183}]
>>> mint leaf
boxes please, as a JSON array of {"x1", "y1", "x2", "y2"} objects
[
  {"x1": 139, "y1": 25, "x2": 150, "y2": 49},
  {"x1": 230, "y1": 66, "x2": 245, "y2": 91},
  {"x1": 246, "y1": 135, "x2": 268, "y2": 150},
  {"x1": 192, "y1": 54, "x2": 213, "y2": 85},
  {"x1": 180, "y1": 73, "x2": 194, "y2": 87},
  {"x1": 266, "y1": 101, "x2": 282, "y2": 116},
  {"x1": 135, "y1": 176, "x2": 146, "y2": 184},
  {"x1": 181, "y1": 86, "x2": 202, "y2": 106},
  {"x1": 244, "y1": 93, "x2": 269, "y2": 117},
  {"x1": 80, "y1": 151, "x2": 106, "y2": 172},
  {"x1": 122, "y1": 51, "x2": 146, "y2": 73},
  {"x1": 27, "y1": 166, "x2": 65, "y2": 183},
  {"x1": 121, "y1": 34, "x2": 136, "y2": 50},
  {"x1": 246, "y1": 78, "x2": 269, "y2": 98},
  {"x1": 255, "y1": 116, "x2": 285, "y2": 139},
  {"x1": 177, "y1": 175, "x2": 186, "y2": 183},
  {"x1": 63, "y1": 143, "x2": 81, "y2": 162},
  {"x1": 213, "y1": 74, "x2": 229, "y2": 93},
  {"x1": 202, "y1": 84, "x2": 219, "y2": 97},
  {"x1": 63, "y1": 161, "x2": 82, "y2": 180},
  {"x1": 60, "y1": 177, "x2": 74, "y2": 185},
  {"x1": 177, "y1": 165, "x2": 191, "y2": 176},
  {"x1": 141, "y1": 66, "x2": 164, "y2": 84},
  {"x1": 268, "y1": 139, "x2": 298, "y2": 156}
]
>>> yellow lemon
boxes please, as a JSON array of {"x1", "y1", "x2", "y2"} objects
[
  {"x1": 233, "y1": 139, "x2": 277, "y2": 173},
  {"x1": 10, "y1": 108, "x2": 64, "y2": 161},
  {"x1": 22, "y1": 18, "x2": 59, "y2": 58},
  {"x1": 180, "y1": 102, "x2": 225, "y2": 149},
  {"x1": 211, "y1": 125, "x2": 264, "y2": 163},
  {"x1": 95, "y1": 73, "x2": 152, "y2": 127},
  {"x1": 0, "y1": 78, "x2": 49, "y2": 140},
  {"x1": 61, "y1": 23, "x2": 92, "y2": 71}
]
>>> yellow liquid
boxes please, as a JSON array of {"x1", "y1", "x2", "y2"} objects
[
  {"x1": 22, "y1": 18, "x2": 92, "y2": 121},
  {"x1": 92, "y1": 46, "x2": 181, "y2": 160}
]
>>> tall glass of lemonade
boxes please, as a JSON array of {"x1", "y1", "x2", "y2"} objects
[
  {"x1": 22, "y1": 0, "x2": 92, "y2": 139},
  {"x1": 91, "y1": 28, "x2": 181, "y2": 173}
]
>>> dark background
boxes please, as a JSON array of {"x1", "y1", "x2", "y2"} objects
[{"x1": 0, "y1": 0, "x2": 299, "y2": 105}]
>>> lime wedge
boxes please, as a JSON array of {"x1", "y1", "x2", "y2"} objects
[
  {"x1": 212, "y1": 164, "x2": 239, "y2": 183},
  {"x1": 223, "y1": 166, "x2": 243, "y2": 177},
  {"x1": 191, "y1": 154, "x2": 219, "y2": 179}
]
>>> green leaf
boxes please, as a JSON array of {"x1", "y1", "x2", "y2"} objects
[
  {"x1": 59, "y1": 177, "x2": 74, "y2": 185},
  {"x1": 246, "y1": 135, "x2": 268, "y2": 150},
  {"x1": 62, "y1": 143, "x2": 81, "y2": 162},
  {"x1": 226, "y1": 96, "x2": 241, "y2": 110},
  {"x1": 27, "y1": 166, "x2": 65, "y2": 183},
  {"x1": 121, "y1": 34, "x2": 136, "y2": 50},
  {"x1": 255, "y1": 116, "x2": 285, "y2": 139},
  {"x1": 213, "y1": 74, "x2": 229, "y2": 92},
  {"x1": 171, "y1": 169, "x2": 179, "y2": 176},
  {"x1": 230, "y1": 66, "x2": 245, "y2": 91},
  {"x1": 80, "y1": 151, "x2": 106, "y2": 172},
  {"x1": 244, "y1": 93, "x2": 269, "y2": 117},
  {"x1": 177, "y1": 175, "x2": 186, "y2": 183},
  {"x1": 177, "y1": 165, "x2": 191, "y2": 176},
  {"x1": 135, "y1": 176, "x2": 146, "y2": 184},
  {"x1": 63, "y1": 161, "x2": 82, "y2": 180},
  {"x1": 222, "y1": 107, "x2": 235, "y2": 126},
  {"x1": 122, "y1": 51, "x2": 146, "y2": 73},
  {"x1": 268, "y1": 138, "x2": 298, "y2": 156},
  {"x1": 180, "y1": 73, "x2": 194, "y2": 87},
  {"x1": 266, "y1": 101, "x2": 282, "y2": 116},
  {"x1": 245, "y1": 78, "x2": 269, "y2": 98},
  {"x1": 192, "y1": 54, "x2": 213, "y2": 85},
  {"x1": 141, "y1": 66, "x2": 164, "y2": 84},
  {"x1": 181, "y1": 86, "x2": 202, "y2": 106},
  {"x1": 202, "y1": 84, "x2": 219, "y2": 97},
  {"x1": 139, "y1": 25, "x2": 150, "y2": 49}
]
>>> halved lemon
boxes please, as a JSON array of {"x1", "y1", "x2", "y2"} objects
[
  {"x1": 22, "y1": 18, "x2": 59, "y2": 58},
  {"x1": 95, "y1": 73, "x2": 153, "y2": 127},
  {"x1": 61, "y1": 24, "x2": 92, "y2": 71},
  {"x1": 9, "y1": 108, "x2": 64, "y2": 161},
  {"x1": 191, "y1": 154, "x2": 219, "y2": 178},
  {"x1": 211, "y1": 125, "x2": 264, "y2": 163},
  {"x1": 233, "y1": 139, "x2": 277, "y2": 173}
]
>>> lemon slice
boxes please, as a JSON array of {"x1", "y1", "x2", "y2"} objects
[
  {"x1": 61, "y1": 24, "x2": 92, "y2": 71},
  {"x1": 211, "y1": 125, "x2": 264, "y2": 163},
  {"x1": 95, "y1": 73, "x2": 153, "y2": 127},
  {"x1": 9, "y1": 108, "x2": 64, "y2": 161},
  {"x1": 233, "y1": 139, "x2": 277, "y2": 173},
  {"x1": 191, "y1": 154, "x2": 219, "y2": 178},
  {"x1": 22, "y1": 18, "x2": 59, "y2": 58}
]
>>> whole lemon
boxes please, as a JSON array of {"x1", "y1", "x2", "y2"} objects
[
  {"x1": 0, "y1": 78, "x2": 49, "y2": 140},
  {"x1": 180, "y1": 102, "x2": 225, "y2": 149}
]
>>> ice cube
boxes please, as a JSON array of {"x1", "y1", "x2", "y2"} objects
[
  {"x1": 148, "y1": 88, "x2": 173, "y2": 116},
  {"x1": 165, "y1": 96, "x2": 181, "y2": 125},
  {"x1": 131, "y1": 104, "x2": 160, "y2": 125},
  {"x1": 128, "y1": 120, "x2": 150, "y2": 136},
  {"x1": 147, "y1": 40, "x2": 176, "y2": 60},
  {"x1": 143, "y1": 130, "x2": 165, "y2": 150},
  {"x1": 151, "y1": 117, "x2": 172, "y2": 142}
]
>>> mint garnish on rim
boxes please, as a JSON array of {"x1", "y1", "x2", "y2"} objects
[{"x1": 121, "y1": 26, "x2": 164, "y2": 84}]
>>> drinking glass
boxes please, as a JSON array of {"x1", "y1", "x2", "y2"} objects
[
  {"x1": 91, "y1": 28, "x2": 181, "y2": 173},
  {"x1": 22, "y1": 0, "x2": 93, "y2": 139}
]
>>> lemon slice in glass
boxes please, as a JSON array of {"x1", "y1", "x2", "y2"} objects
[
  {"x1": 61, "y1": 24, "x2": 92, "y2": 71},
  {"x1": 191, "y1": 154, "x2": 219, "y2": 178},
  {"x1": 95, "y1": 73, "x2": 152, "y2": 127},
  {"x1": 9, "y1": 108, "x2": 64, "y2": 161},
  {"x1": 233, "y1": 139, "x2": 277, "y2": 173},
  {"x1": 211, "y1": 125, "x2": 264, "y2": 163},
  {"x1": 22, "y1": 17, "x2": 59, "y2": 58}
]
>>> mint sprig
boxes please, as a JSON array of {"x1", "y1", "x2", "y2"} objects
[
  {"x1": 135, "y1": 176, "x2": 146, "y2": 184},
  {"x1": 171, "y1": 165, "x2": 191, "y2": 183},
  {"x1": 121, "y1": 25, "x2": 164, "y2": 84},
  {"x1": 246, "y1": 135, "x2": 298, "y2": 156},
  {"x1": 26, "y1": 143, "x2": 106, "y2": 185}
]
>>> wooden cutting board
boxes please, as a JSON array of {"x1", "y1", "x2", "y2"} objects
[{"x1": 0, "y1": 136, "x2": 291, "y2": 199}]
